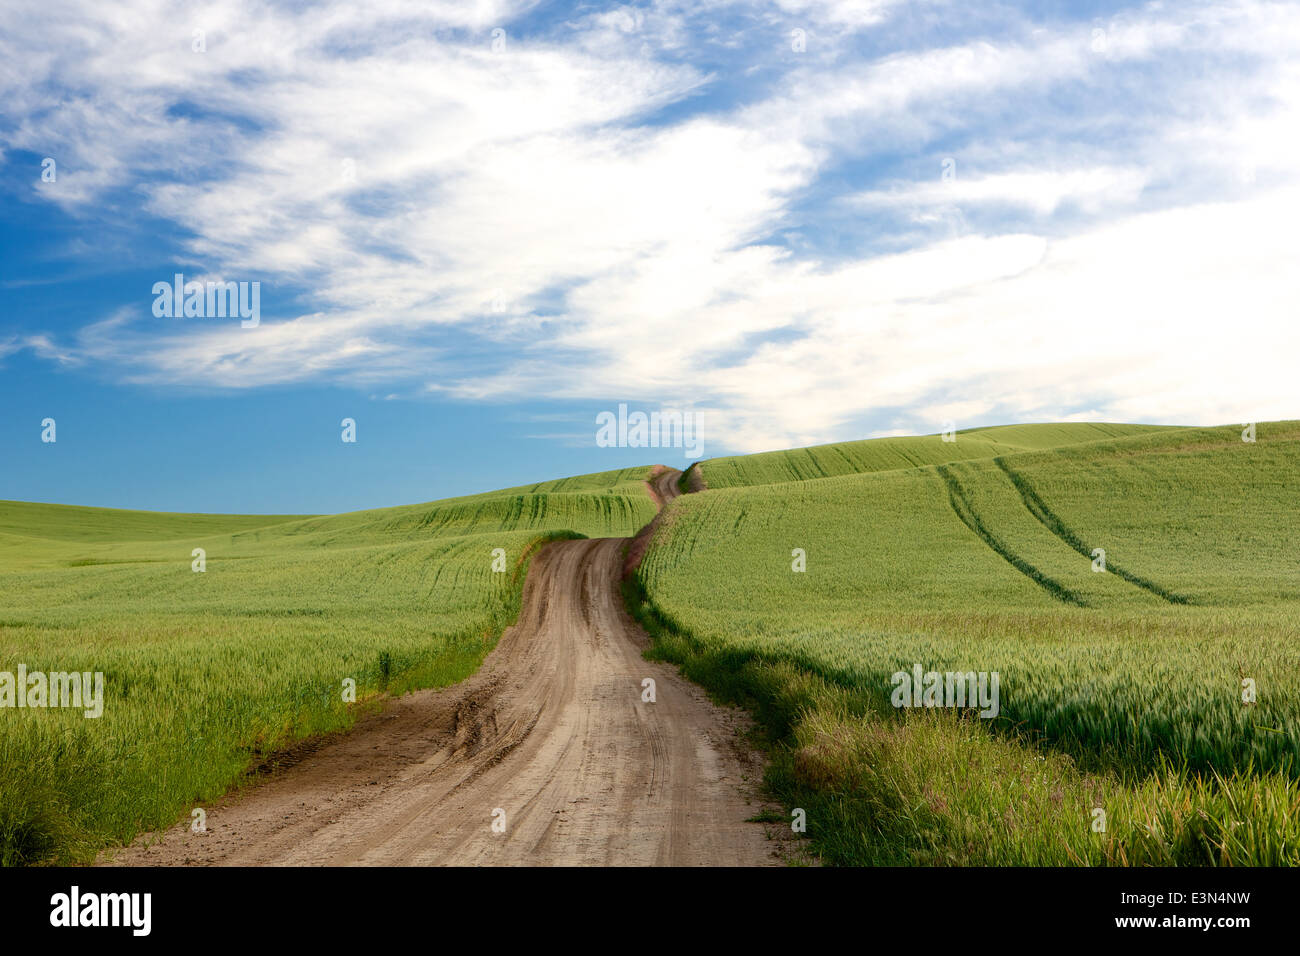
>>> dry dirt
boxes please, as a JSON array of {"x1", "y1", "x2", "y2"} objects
[{"x1": 102, "y1": 467, "x2": 786, "y2": 866}]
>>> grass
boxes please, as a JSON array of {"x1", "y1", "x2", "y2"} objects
[
  {"x1": 632, "y1": 421, "x2": 1300, "y2": 864},
  {"x1": 697, "y1": 422, "x2": 1171, "y2": 489},
  {"x1": 0, "y1": 466, "x2": 657, "y2": 865},
  {"x1": 9, "y1": 419, "x2": 1299, "y2": 867}
]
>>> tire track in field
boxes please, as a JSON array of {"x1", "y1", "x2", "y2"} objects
[
  {"x1": 936, "y1": 464, "x2": 1089, "y2": 606},
  {"x1": 103, "y1": 466, "x2": 783, "y2": 867},
  {"x1": 993, "y1": 458, "x2": 1191, "y2": 605}
]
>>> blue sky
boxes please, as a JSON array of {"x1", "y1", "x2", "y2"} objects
[{"x1": 2, "y1": 0, "x2": 1297, "y2": 513}]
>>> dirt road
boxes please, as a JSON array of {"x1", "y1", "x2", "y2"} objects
[{"x1": 105, "y1": 467, "x2": 782, "y2": 866}]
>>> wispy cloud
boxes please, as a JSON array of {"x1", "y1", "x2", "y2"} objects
[{"x1": 3, "y1": 0, "x2": 1297, "y2": 453}]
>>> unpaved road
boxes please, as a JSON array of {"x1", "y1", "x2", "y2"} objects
[{"x1": 104, "y1": 467, "x2": 783, "y2": 866}]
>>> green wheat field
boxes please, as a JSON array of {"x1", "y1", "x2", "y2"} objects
[
  {"x1": 3, "y1": 422, "x2": 1298, "y2": 866},
  {"x1": 633, "y1": 421, "x2": 1300, "y2": 865},
  {"x1": 0, "y1": 467, "x2": 653, "y2": 864}
]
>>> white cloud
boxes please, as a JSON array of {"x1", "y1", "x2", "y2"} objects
[
  {"x1": 3, "y1": 0, "x2": 1298, "y2": 452},
  {"x1": 854, "y1": 166, "x2": 1151, "y2": 217},
  {"x1": 771, "y1": 0, "x2": 910, "y2": 29}
]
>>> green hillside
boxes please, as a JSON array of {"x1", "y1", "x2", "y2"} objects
[
  {"x1": 8, "y1": 422, "x2": 1298, "y2": 868},
  {"x1": 635, "y1": 421, "x2": 1300, "y2": 865},
  {"x1": 695, "y1": 422, "x2": 1173, "y2": 488},
  {"x1": 0, "y1": 466, "x2": 657, "y2": 865}
]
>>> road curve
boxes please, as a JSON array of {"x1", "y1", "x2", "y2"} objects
[{"x1": 104, "y1": 467, "x2": 782, "y2": 866}]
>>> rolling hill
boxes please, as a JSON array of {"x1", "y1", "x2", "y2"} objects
[
  {"x1": 634, "y1": 421, "x2": 1300, "y2": 864},
  {"x1": 5, "y1": 423, "x2": 1299, "y2": 866},
  {"x1": 0, "y1": 467, "x2": 655, "y2": 864}
]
